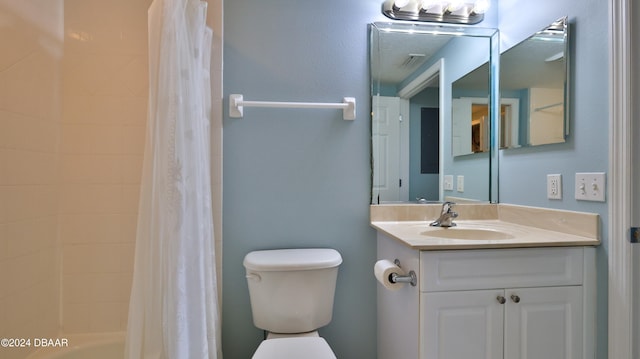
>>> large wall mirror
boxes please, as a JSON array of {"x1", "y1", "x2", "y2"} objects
[
  {"x1": 370, "y1": 22, "x2": 499, "y2": 204},
  {"x1": 500, "y1": 16, "x2": 569, "y2": 149}
]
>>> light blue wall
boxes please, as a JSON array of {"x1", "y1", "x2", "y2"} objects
[
  {"x1": 498, "y1": 1, "x2": 609, "y2": 358},
  {"x1": 222, "y1": 0, "x2": 514, "y2": 357},
  {"x1": 223, "y1": 1, "x2": 386, "y2": 357}
]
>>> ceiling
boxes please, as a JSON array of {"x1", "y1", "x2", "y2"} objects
[
  {"x1": 373, "y1": 30, "x2": 452, "y2": 86},
  {"x1": 372, "y1": 28, "x2": 566, "y2": 91}
]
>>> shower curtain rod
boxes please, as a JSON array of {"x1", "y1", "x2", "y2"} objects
[{"x1": 229, "y1": 94, "x2": 356, "y2": 120}]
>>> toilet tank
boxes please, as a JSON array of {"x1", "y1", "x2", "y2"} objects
[{"x1": 243, "y1": 248, "x2": 342, "y2": 334}]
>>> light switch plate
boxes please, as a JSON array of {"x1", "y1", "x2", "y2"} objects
[
  {"x1": 457, "y1": 175, "x2": 464, "y2": 192},
  {"x1": 575, "y1": 172, "x2": 606, "y2": 202}
]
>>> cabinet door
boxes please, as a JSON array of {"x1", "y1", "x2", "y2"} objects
[
  {"x1": 421, "y1": 290, "x2": 504, "y2": 359},
  {"x1": 504, "y1": 286, "x2": 583, "y2": 359}
]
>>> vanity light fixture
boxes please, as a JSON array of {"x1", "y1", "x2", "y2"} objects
[{"x1": 382, "y1": 0, "x2": 487, "y2": 24}]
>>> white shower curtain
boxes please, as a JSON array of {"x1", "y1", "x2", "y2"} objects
[{"x1": 125, "y1": 0, "x2": 220, "y2": 358}]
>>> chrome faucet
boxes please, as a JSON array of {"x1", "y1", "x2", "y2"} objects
[{"x1": 430, "y1": 201, "x2": 458, "y2": 227}]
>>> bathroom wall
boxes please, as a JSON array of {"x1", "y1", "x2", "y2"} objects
[
  {"x1": 497, "y1": 1, "x2": 609, "y2": 358},
  {"x1": 0, "y1": 2, "x2": 64, "y2": 358},
  {"x1": 222, "y1": 1, "x2": 382, "y2": 357},
  {"x1": 222, "y1": 1, "x2": 497, "y2": 358}
]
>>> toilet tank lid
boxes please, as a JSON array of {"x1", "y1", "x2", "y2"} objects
[{"x1": 243, "y1": 248, "x2": 342, "y2": 271}]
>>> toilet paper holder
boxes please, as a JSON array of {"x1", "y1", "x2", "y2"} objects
[{"x1": 390, "y1": 259, "x2": 417, "y2": 287}]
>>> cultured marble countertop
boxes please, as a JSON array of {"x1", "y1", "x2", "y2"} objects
[{"x1": 370, "y1": 203, "x2": 601, "y2": 250}]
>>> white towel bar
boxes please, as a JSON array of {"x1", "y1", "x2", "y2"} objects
[
  {"x1": 533, "y1": 102, "x2": 563, "y2": 112},
  {"x1": 229, "y1": 94, "x2": 356, "y2": 120}
]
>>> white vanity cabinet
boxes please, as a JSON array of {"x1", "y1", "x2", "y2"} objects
[
  {"x1": 422, "y1": 286, "x2": 583, "y2": 359},
  {"x1": 377, "y1": 232, "x2": 596, "y2": 359}
]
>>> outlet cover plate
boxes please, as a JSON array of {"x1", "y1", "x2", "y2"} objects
[
  {"x1": 457, "y1": 175, "x2": 464, "y2": 192},
  {"x1": 547, "y1": 174, "x2": 562, "y2": 200},
  {"x1": 443, "y1": 175, "x2": 453, "y2": 191},
  {"x1": 575, "y1": 172, "x2": 606, "y2": 202}
]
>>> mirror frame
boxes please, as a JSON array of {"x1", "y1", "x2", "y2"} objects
[{"x1": 369, "y1": 22, "x2": 500, "y2": 204}]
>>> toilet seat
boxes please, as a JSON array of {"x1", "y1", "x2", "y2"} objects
[{"x1": 252, "y1": 337, "x2": 337, "y2": 359}]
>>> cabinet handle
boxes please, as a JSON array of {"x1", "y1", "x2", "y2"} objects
[
  {"x1": 510, "y1": 294, "x2": 520, "y2": 303},
  {"x1": 497, "y1": 295, "x2": 506, "y2": 304}
]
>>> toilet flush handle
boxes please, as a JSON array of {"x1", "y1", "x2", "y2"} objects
[{"x1": 246, "y1": 273, "x2": 262, "y2": 282}]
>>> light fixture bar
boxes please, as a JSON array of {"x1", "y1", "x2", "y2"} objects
[{"x1": 382, "y1": 0, "x2": 485, "y2": 24}]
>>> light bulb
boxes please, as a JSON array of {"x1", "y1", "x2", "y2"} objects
[
  {"x1": 394, "y1": 0, "x2": 411, "y2": 8},
  {"x1": 472, "y1": 0, "x2": 490, "y2": 14},
  {"x1": 446, "y1": 0, "x2": 464, "y2": 12},
  {"x1": 420, "y1": 0, "x2": 440, "y2": 12},
  {"x1": 421, "y1": 0, "x2": 436, "y2": 9}
]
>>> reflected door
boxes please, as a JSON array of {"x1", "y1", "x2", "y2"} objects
[{"x1": 372, "y1": 96, "x2": 408, "y2": 202}]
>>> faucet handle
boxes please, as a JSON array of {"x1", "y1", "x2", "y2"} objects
[{"x1": 442, "y1": 201, "x2": 456, "y2": 213}]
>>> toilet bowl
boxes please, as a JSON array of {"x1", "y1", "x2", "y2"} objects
[
  {"x1": 252, "y1": 337, "x2": 336, "y2": 359},
  {"x1": 243, "y1": 248, "x2": 342, "y2": 359}
]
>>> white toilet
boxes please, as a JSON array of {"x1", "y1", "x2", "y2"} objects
[{"x1": 243, "y1": 248, "x2": 343, "y2": 359}]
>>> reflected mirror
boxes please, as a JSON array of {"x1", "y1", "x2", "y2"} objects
[
  {"x1": 370, "y1": 22, "x2": 498, "y2": 204},
  {"x1": 451, "y1": 62, "x2": 491, "y2": 156},
  {"x1": 500, "y1": 16, "x2": 569, "y2": 149}
]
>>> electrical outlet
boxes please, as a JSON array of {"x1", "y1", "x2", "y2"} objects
[
  {"x1": 547, "y1": 174, "x2": 562, "y2": 200},
  {"x1": 443, "y1": 175, "x2": 454, "y2": 191},
  {"x1": 457, "y1": 175, "x2": 464, "y2": 192},
  {"x1": 575, "y1": 172, "x2": 606, "y2": 202}
]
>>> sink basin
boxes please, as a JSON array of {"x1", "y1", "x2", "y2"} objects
[{"x1": 420, "y1": 227, "x2": 515, "y2": 240}]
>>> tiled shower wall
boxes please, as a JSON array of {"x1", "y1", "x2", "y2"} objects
[
  {"x1": 0, "y1": 3, "x2": 64, "y2": 357},
  {"x1": 1, "y1": 0, "x2": 223, "y2": 354},
  {"x1": 60, "y1": 0, "x2": 224, "y2": 333},
  {"x1": 59, "y1": 0, "x2": 152, "y2": 332}
]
